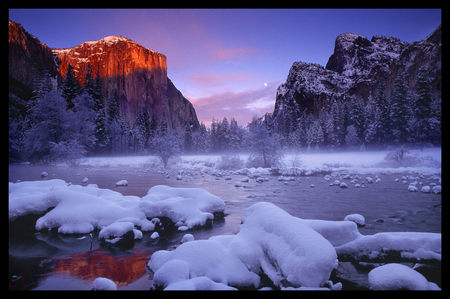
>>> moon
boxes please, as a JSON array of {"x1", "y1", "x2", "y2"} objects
[{"x1": 264, "y1": 83, "x2": 268, "y2": 87}]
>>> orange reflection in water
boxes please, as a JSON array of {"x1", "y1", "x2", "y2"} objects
[{"x1": 53, "y1": 247, "x2": 153, "y2": 287}]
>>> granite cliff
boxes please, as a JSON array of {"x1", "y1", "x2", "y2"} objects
[
  {"x1": 274, "y1": 25, "x2": 441, "y2": 120},
  {"x1": 9, "y1": 21, "x2": 199, "y2": 131}
]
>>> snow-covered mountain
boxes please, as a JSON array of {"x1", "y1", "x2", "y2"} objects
[{"x1": 274, "y1": 25, "x2": 441, "y2": 119}]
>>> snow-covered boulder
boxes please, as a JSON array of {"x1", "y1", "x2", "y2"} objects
[
  {"x1": 98, "y1": 222, "x2": 136, "y2": 247},
  {"x1": 368, "y1": 263, "x2": 438, "y2": 290},
  {"x1": 148, "y1": 202, "x2": 338, "y2": 289},
  {"x1": 82, "y1": 177, "x2": 89, "y2": 183},
  {"x1": 421, "y1": 186, "x2": 431, "y2": 193},
  {"x1": 408, "y1": 185, "x2": 418, "y2": 192},
  {"x1": 344, "y1": 213, "x2": 365, "y2": 227},
  {"x1": 176, "y1": 175, "x2": 183, "y2": 180},
  {"x1": 92, "y1": 277, "x2": 117, "y2": 290},
  {"x1": 335, "y1": 231, "x2": 441, "y2": 263},
  {"x1": 366, "y1": 177, "x2": 373, "y2": 183},
  {"x1": 115, "y1": 180, "x2": 128, "y2": 186},
  {"x1": 234, "y1": 182, "x2": 242, "y2": 187},
  {"x1": 339, "y1": 182, "x2": 348, "y2": 189},
  {"x1": 181, "y1": 234, "x2": 194, "y2": 243},
  {"x1": 9, "y1": 180, "x2": 226, "y2": 234},
  {"x1": 432, "y1": 185, "x2": 441, "y2": 194},
  {"x1": 150, "y1": 232, "x2": 160, "y2": 240},
  {"x1": 333, "y1": 180, "x2": 340, "y2": 186},
  {"x1": 40, "y1": 172, "x2": 48, "y2": 178}
]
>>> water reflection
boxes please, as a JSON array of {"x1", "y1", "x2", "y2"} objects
[{"x1": 52, "y1": 247, "x2": 152, "y2": 288}]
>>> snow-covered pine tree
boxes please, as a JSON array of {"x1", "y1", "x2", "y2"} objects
[
  {"x1": 183, "y1": 123, "x2": 193, "y2": 153},
  {"x1": 228, "y1": 117, "x2": 243, "y2": 152},
  {"x1": 158, "y1": 116, "x2": 168, "y2": 137},
  {"x1": 348, "y1": 97, "x2": 366, "y2": 141},
  {"x1": 390, "y1": 71, "x2": 410, "y2": 144},
  {"x1": 345, "y1": 125, "x2": 360, "y2": 149},
  {"x1": 134, "y1": 107, "x2": 151, "y2": 152},
  {"x1": 375, "y1": 81, "x2": 391, "y2": 144},
  {"x1": 61, "y1": 63, "x2": 80, "y2": 110},
  {"x1": 410, "y1": 66, "x2": 434, "y2": 144},
  {"x1": 106, "y1": 90, "x2": 121, "y2": 124},
  {"x1": 307, "y1": 120, "x2": 324, "y2": 151}
]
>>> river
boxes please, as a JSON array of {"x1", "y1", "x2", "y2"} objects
[{"x1": 8, "y1": 163, "x2": 441, "y2": 290}]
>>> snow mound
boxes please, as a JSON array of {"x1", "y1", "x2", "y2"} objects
[
  {"x1": 336, "y1": 232, "x2": 441, "y2": 262},
  {"x1": 368, "y1": 263, "x2": 435, "y2": 290},
  {"x1": 344, "y1": 213, "x2": 365, "y2": 227},
  {"x1": 148, "y1": 202, "x2": 338, "y2": 289},
  {"x1": 92, "y1": 277, "x2": 117, "y2": 290},
  {"x1": 98, "y1": 222, "x2": 136, "y2": 245},
  {"x1": 9, "y1": 180, "x2": 226, "y2": 235},
  {"x1": 115, "y1": 180, "x2": 128, "y2": 186}
]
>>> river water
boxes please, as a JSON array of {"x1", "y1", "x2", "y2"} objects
[{"x1": 8, "y1": 163, "x2": 441, "y2": 290}]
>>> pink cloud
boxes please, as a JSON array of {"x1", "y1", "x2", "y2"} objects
[
  {"x1": 186, "y1": 80, "x2": 282, "y2": 127},
  {"x1": 208, "y1": 46, "x2": 258, "y2": 62},
  {"x1": 186, "y1": 72, "x2": 255, "y2": 88}
]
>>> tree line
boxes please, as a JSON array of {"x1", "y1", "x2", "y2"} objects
[{"x1": 9, "y1": 64, "x2": 440, "y2": 166}]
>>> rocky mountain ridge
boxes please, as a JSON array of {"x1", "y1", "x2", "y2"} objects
[
  {"x1": 9, "y1": 21, "x2": 199, "y2": 131},
  {"x1": 274, "y1": 25, "x2": 441, "y2": 119}
]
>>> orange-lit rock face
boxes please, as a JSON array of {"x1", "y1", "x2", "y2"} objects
[
  {"x1": 53, "y1": 247, "x2": 152, "y2": 287},
  {"x1": 9, "y1": 21, "x2": 57, "y2": 88},
  {"x1": 54, "y1": 36, "x2": 169, "y2": 125}
]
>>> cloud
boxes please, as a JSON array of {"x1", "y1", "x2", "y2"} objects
[
  {"x1": 186, "y1": 80, "x2": 282, "y2": 127},
  {"x1": 186, "y1": 72, "x2": 255, "y2": 89},
  {"x1": 208, "y1": 46, "x2": 258, "y2": 62}
]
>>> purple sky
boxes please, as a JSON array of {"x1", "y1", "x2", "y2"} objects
[{"x1": 9, "y1": 9, "x2": 441, "y2": 127}]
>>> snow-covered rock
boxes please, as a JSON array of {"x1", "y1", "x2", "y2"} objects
[
  {"x1": 9, "y1": 180, "x2": 225, "y2": 234},
  {"x1": 368, "y1": 263, "x2": 437, "y2": 290},
  {"x1": 335, "y1": 231, "x2": 441, "y2": 263},
  {"x1": 366, "y1": 177, "x2": 373, "y2": 183},
  {"x1": 181, "y1": 234, "x2": 194, "y2": 243},
  {"x1": 82, "y1": 177, "x2": 89, "y2": 183},
  {"x1": 115, "y1": 180, "x2": 128, "y2": 186},
  {"x1": 98, "y1": 222, "x2": 136, "y2": 246},
  {"x1": 408, "y1": 185, "x2": 418, "y2": 192},
  {"x1": 92, "y1": 277, "x2": 117, "y2": 290},
  {"x1": 150, "y1": 232, "x2": 160, "y2": 240},
  {"x1": 339, "y1": 182, "x2": 348, "y2": 189},
  {"x1": 432, "y1": 185, "x2": 441, "y2": 194},
  {"x1": 421, "y1": 186, "x2": 431, "y2": 193},
  {"x1": 344, "y1": 213, "x2": 365, "y2": 227},
  {"x1": 40, "y1": 172, "x2": 48, "y2": 178},
  {"x1": 148, "y1": 202, "x2": 338, "y2": 289}
]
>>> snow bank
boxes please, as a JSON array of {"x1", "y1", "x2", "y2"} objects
[
  {"x1": 9, "y1": 180, "x2": 226, "y2": 235},
  {"x1": 148, "y1": 202, "x2": 338, "y2": 290},
  {"x1": 336, "y1": 232, "x2": 441, "y2": 262},
  {"x1": 368, "y1": 263, "x2": 437, "y2": 290}
]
